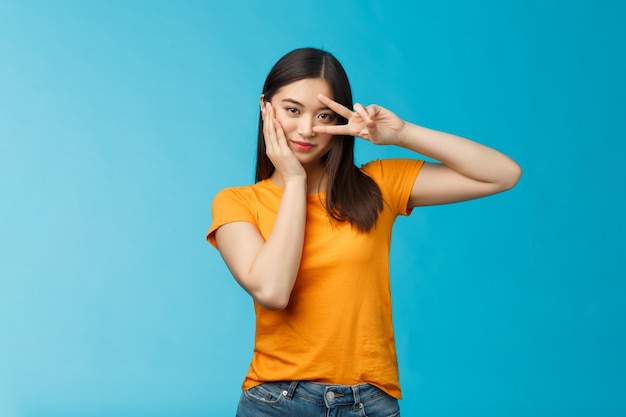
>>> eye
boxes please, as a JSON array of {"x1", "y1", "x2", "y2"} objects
[
  {"x1": 318, "y1": 112, "x2": 337, "y2": 123},
  {"x1": 285, "y1": 107, "x2": 300, "y2": 114}
]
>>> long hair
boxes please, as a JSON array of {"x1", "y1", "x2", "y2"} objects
[{"x1": 256, "y1": 48, "x2": 383, "y2": 232}]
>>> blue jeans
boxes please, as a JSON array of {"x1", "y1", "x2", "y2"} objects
[{"x1": 236, "y1": 380, "x2": 400, "y2": 417}]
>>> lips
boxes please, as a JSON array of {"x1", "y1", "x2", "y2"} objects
[{"x1": 291, "y1": 140, "x2": 315, "y2": 151}]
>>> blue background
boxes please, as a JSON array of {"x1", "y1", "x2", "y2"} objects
[{"x1": 1, "y1": 0, "x2": 624, "y2": 415}]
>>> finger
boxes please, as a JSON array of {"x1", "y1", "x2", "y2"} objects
[
  {"x1": 269, "y1": 104, "x2": 283, "y2": 148},
  {"x1": 273, "y1": 116, "x2": 288, "y2": 149},
  {"x1": 317, "y1": 93, "x2": 354, "y2": 120},
  {"x1": 267, "y1": 101, "x2": 276, "y2": 118},
  {"x1": 313, "y1": 124, "x2": 352, "y2": 136},
  {"x1": 362, "y1": 106, "x2": 380, "y2": 141},
  {"x1": 262, "y1": 99, "x2": 273, "y2": 118},
  {"x1": 366, "y1": 120, "x2": 379, "y2": 141},
  {"x1": 353, "y1": 103, "x2": 373, "y2": 123},
  {"x1": 263, "y1": 103, "x2": 277, "y2": 151},
  {"x1": 366, "y1": 104, "x2": 379, "y2": 118},
  {"x1": 354, "y1": 103, "x2": 377, "y2": 137},
  {"x1": 262, "y1": 103, "x2": 269, "y2": 128}
]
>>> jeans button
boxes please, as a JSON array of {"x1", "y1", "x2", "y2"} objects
[{"x1": 326, "y1": 391, "x2": 335, "y2": 401}]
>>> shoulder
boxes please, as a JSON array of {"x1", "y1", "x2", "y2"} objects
[
  {"x1": 212, "y1": 180, "x2": 274, "y2": 208},
  {"x1": 208, "y1": 181, "x2": 274, "y2": 248},
  {"x1": 213, "y1": 184, "x2": 253, "y2": 205},
  {"x1": 360, "y1": 158, "x2": 425, "y2": 184},
  {"x1": 360, "y1": 159, "x2": 425, "y2": 216}
]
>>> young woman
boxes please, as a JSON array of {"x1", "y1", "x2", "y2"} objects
[{"x1": 207, "y1": 48, "x2": 521, "y2": 417}]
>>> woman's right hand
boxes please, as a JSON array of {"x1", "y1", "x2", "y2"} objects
[
  {"x1": 262, "y1": 102, "x2": 306, "y2": 182},
  {"x1": 215, "y1": 102, "x2": 308, "y2": 311}
]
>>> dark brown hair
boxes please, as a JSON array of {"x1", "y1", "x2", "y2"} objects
[{"x1": 256, "y1": 48, "x2": 383, "y2": 232}]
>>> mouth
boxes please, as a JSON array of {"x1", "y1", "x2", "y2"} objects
[{"x1": 291, "y1": 140, "x2": 315, "y2": 151}]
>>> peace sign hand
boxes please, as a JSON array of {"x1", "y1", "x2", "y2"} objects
[{"x1": 312, "y1": 94, "x2": 405, "y2": 146}]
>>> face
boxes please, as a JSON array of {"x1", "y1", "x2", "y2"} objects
[{"x1": 263, "y1": 78, "x2": 337, "y2": 170}]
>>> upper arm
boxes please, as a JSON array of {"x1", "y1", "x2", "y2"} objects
[
  {"x1": 214, "y1": 221, "x2": 266, "y2": 292},
  {"x1": 408, "y1": 162, "x2": 513, "y2": 207}
]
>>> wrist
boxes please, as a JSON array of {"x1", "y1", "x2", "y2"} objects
[
  {"x1": 282, "y1": 175, "x2": 307, "y2": 190},
  {"x1": 394, "y1": 121, "x2": 419, "y2": 148},
  {"x1": 270, "y1": 170, "x2": 307, "y2": 191}
]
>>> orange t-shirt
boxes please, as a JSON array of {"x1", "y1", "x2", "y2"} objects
[{"x1": 207, "y1": 158, "x2": 423, "y2": 399}]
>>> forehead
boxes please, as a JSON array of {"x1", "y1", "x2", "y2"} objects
[{"x1": 274, "y1": 78, "x2": 334, "y2": 102}]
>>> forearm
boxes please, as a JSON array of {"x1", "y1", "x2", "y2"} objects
[
  {"x1": 247, "y1": 178, "x2": 307, "y2": 309},
  {"x1": 396, "y1": 122, "x2": 521, "y2": 188}
]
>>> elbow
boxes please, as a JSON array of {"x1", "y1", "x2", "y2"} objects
[
  {"x1": 253, "y1": 287, "x2": 292, "y2": 311},
  {"x1": 498, "y1": 160, "x2": 522, "y2": 192},
  {"x1": 256, "y1": 294, "x2": 291, "y2": 311},
  {"x1": 241, "y1": 266, "x2": 298, "y2": 311}
]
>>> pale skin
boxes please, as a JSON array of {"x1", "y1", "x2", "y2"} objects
[{"x1": 215, "y1": 77, "x2": 521, "y2": 310}]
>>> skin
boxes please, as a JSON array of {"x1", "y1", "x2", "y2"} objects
[
  {"x1": 263, "y1": 78, "x2": 338, "y2": 193},
  {"x1": 314, "y1": 93, "x2": 522, "y2": 206},
  {"x1": 216, "y1": 77, "x2": 522, "y2": 310}
]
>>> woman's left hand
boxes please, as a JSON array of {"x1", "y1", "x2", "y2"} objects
[{"x1": 313, "y1": 94, "x2": 405, "y2": 145}]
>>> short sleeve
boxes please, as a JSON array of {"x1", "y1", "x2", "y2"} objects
[
  {"x1": 206, "y1": 187, "x2": 256, "y2": 248},
  {"x1": 362, "y1": 159, "x2": 424, "y2": 216}
]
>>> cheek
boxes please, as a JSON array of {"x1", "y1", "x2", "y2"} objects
[{"x1": 318, "y1": 135, "x2": 334, "y2": 150}]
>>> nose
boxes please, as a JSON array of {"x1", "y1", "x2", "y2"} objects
[{"x1": 297, "y1": 115, "x2": 316, "y2": 138}]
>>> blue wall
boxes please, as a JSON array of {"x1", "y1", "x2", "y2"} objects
[{"x1": 1, "y1": 1, "x2": 624, "y2": 415}]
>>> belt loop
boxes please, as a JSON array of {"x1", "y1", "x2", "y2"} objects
[
  {"x1": 285, "y1": 381, "x2": 299, "y2": 400},
  {"x1": 352, "y1": 384, "x2": 362, "y2": 408}
]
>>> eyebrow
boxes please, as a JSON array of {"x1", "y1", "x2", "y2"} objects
[{"x1": 280, "y1": 98, "x2": 332, "y2": 111}]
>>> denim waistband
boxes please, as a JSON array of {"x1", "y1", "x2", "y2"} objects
[{"x1": 278, "y1": 381, "x2": 389, "y2": 408}]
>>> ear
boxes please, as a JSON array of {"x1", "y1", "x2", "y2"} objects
[{"x1": 259, "y1": 94, "x2": 267, "y2": 109}]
